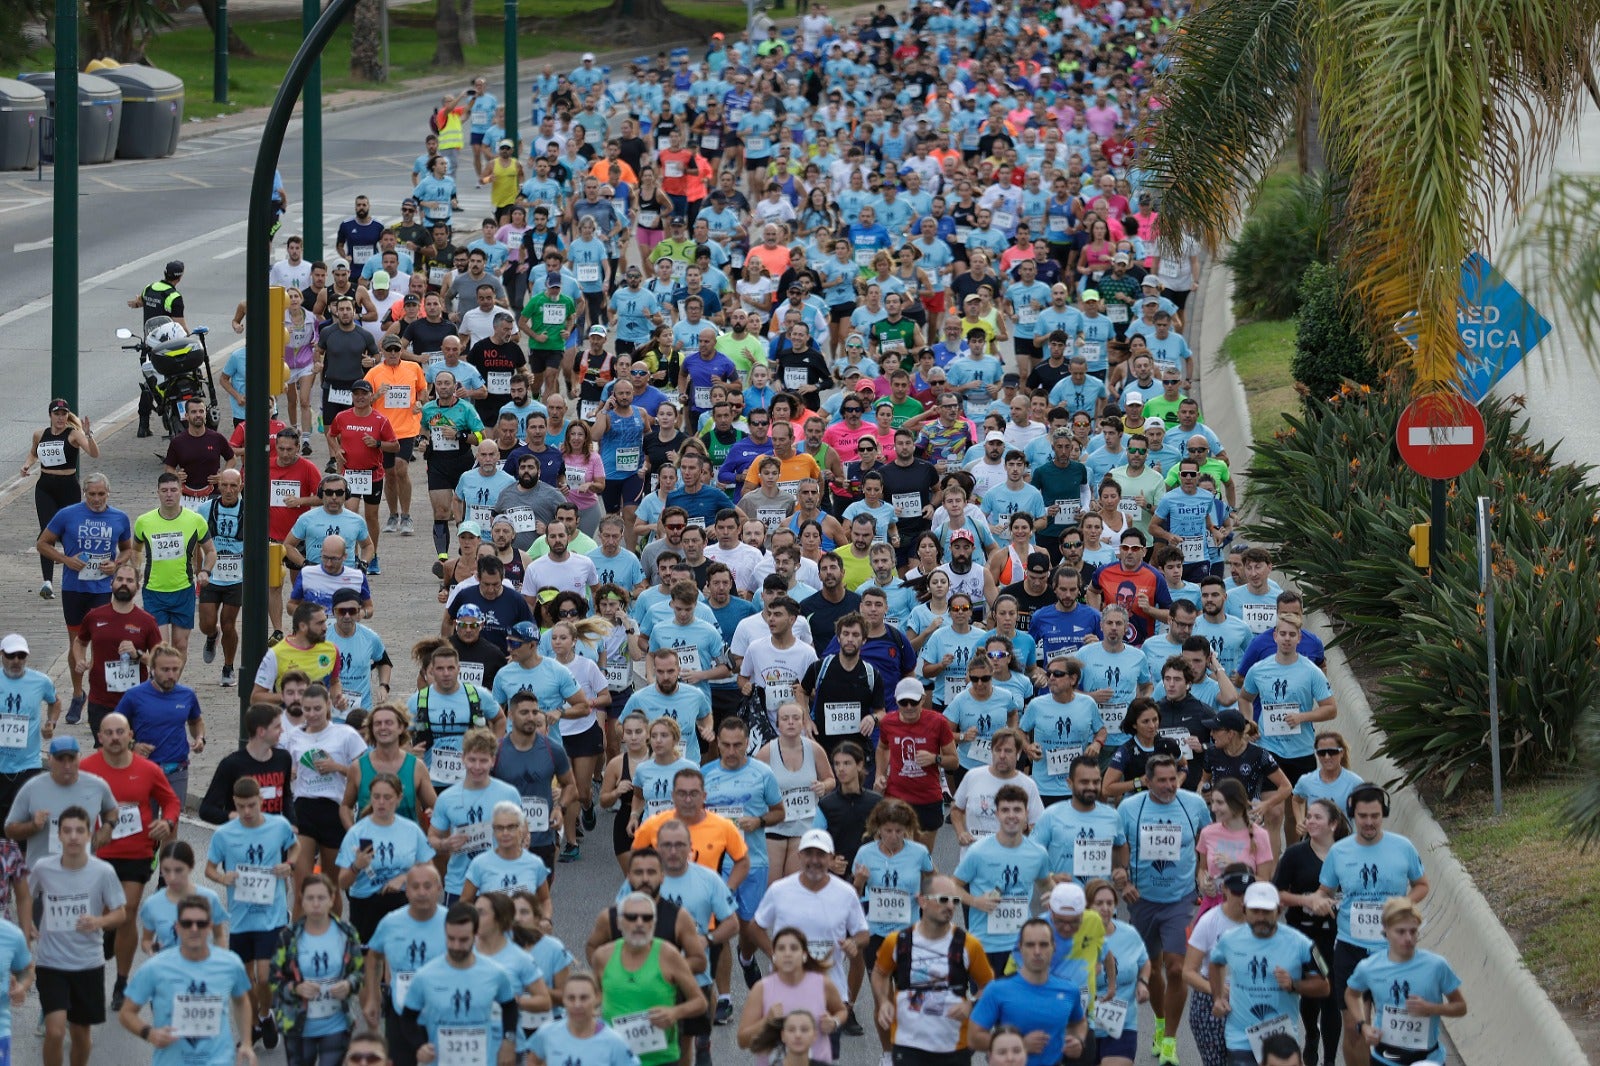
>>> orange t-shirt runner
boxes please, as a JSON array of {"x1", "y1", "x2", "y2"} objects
[{"x1": 632, "y1": 809, "x2": 748, "y2": 872}]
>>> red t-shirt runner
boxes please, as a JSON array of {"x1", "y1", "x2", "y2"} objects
[
  {"x1": 1093, "y1": 559, "x2": 1173, "y2": 645},
  {"x1": 78, "y1": 603, "x2": 163, "y2": 710},
  {"x1": 876, "y1": 707, "x2": 955, "y2": 805},
  {"x1": 267, "y1": 455, "x2": 324, "y2": 542},
  {"x1": 80, "y1": 750, "x2": 181, "y2": 861},
  {"x1": 328, "y1": 406, "x2": 397, "y2": 494}
]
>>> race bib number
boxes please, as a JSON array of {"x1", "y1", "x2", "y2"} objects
[
  {"x1": 213, "y1": 554, "x2": 243, "y2": 584},
  {"x1": 457, "y1": 661, "x2": 485, "y2": 687},
  {"x1": 675, "y1": 646, "x2": 702, "y2": 674},
  {"x1": 384, "y1": 384, "x2": 413, "y2": 409},
  {"x1": 1241, "y1": 602, "x2": 1276, "y2": 633},
  {"x1": 327, "y1": 388, "x2": 354, "y2": 406},
  {"x1": 1045, "y1": 744, "x2": 1083, "y2": 777},
  {"x1": 867, "y1": 887, "x2": 912, "y2": 926},
  {"x1": 393, "y1": 970, "x2": 414, "y2": 1007},
  {"x1": 487, "y1": 372, "x2": 512, "y2": 393},
  {"x1": 428, "y1": 266, "x2": 447, "y2": 286},
  {"x1": 693, "y1": 386, "x2": 713, "y2": 410},
  {"x1": 344, "y1": 469, "x2": 374, "y2": 495},
  {"x1": 782, "y1": 787, "x2": 818, "y2": 822},
  {"x1": 757, "y1": 506, "x2": 787, "y2": 532},
  {"x1": 0, "y1": 715, "x2": 28, "y2": 750},
  {"x1": 783, "y1": 366, "x2": 808, "y2": 390},
  {"x1": 1093, "y1": 998, "x2": 1129, "y2": 1039},
  {"x1": 431, "y1": 748, "x2": 466, "y2": 785},
  {"x1": 613, "y1": 447, "x2": 640, "y2": 473},
  {"x1": 644, "y1": 797, "x2": 673, "y2": 819},
  {"x1": 1074, "y1": 837, "x2": 1112, "y2": 878},
  {"x1": 1380, "y1": 1006, "x2": 1430, "y2": 1051},
  {"x1": 506, "y1": 507, "x2": 537, "y2": 533},
  {"x1": 604, "y1": 660, "x2": 632, "y2": 691},
  {"x1": 613, "y1": 1011, "x2": 668, "y2": 1055},
  {"x1": 461, "y1": 821, "x2": 493, "y2": 855},
  {"x1": 955, "y1": 226, "x2": 972, "y2": 244},
  {"x1": 580, "y1": 400, "x2": 601, "y2": 423},
  {"x1": 1181, "y1": 535, "x2": 1204, "y2": 563},
  {"x1": 893, "y1": 492, "x2": 922, "y2": 519},
  {"x1": 1350, "y1": 900, "x2": 1385, "y2": 942},
  {"x1": 111, "y1": 802, "x2": 143, "y2": 841},
  {"x1": 172, "y1": 994, "x2": 225, "y2": 1039},
  {"x1": 271, "y1": 480, "x2": 301, "y2": 508},
  {"x1": 1053, "y1": 499, "x2": 1081, "y2": 525},
  {"x1": 745, "y1": 135, "x2": 770, "y2": 154},
  {"x1": 988, "y1": 897, "x2": 1028, "y2": 936},
  {"x1": 43, "y1": 892, "x2": 89, "y2": 933},
  {"x1": 467, "y1": 505, "x2": 493, "y2": 527},
  {"x1": 542, "y1": 304, "x2": 567, "y2": 325},
  {"x1": 1158, "y1": 726, "x2": 1191, "y2": 745},
  {"x1": 565, "y1": 467, "x2": 586, "y2": 491},
  {"x1": 1118, "y1": 498, "x2": 1142, "y2": 521},
  {"x1": 1260, "y1": 702, "x2": 1298, "y2": 737},
  {"x1": 967, "y1": 735, "x2": 992, "y2": 763},
  {"x1": 148, "y1": 531, "x2": 185, "y2": 561},
  {"x1": 1106, "y1": 304, "x2": 1129, "y2": 324},
  {"x1": 307, "y1": 982, "x2": 343, "y2": 1021},
  {"x1": 519, "y1": 1009, "x2": 555, "y2": 1033},
  {"x1": 430, "y1": 427, "x2": 459, "y2": 451},
  {"x1": 37, "y1": 441, "x2": 66, "y2": 467},
  {"x1": 576, "y1": 263, "x2": 600, "y2": 284},
  {"x1": 1017, "y1": 305, "x2": 1039, "y2": 326},
  {"x1": 823, "y1": 702, "x2": 859, "y2": 735},
  {"x1": 521, "y1": 797, "x2": 550, "y2": 833},
  {"x1": 1159, "y1": 258, "x2": 1180, "y2": 280},
  {"x1": 700, "y1": 133, "x2": 720, "y2": 150},
  {"x1": 855, "y1": 248, "x2": 875, "y2": 268},
  {"x1": 990, "y1": 210, "x2": 1016, "y2": 230},
  {"x1": 1077, "y1": 343, "x2": 1103, "y2": 364},
  {"x1": 235, "y1": 864, "x2": 277, "y2": 906},
  {"x1": 944, "y1": 677, "x2": 969, "y2": 702},
  {"x1": 105, "y1": 659, "x2": 140, "y2": 693},
  {"x1": 1246, "y1": 1016, "x2": 1295, "y2": 1061},
  {"x1": 352, "y1": 247, "x2": 372, "y2": 265},
  {"x1": 1139, "y1": 823, "x2": 1182, "y2": 862},
  {"x1": 437, "y1": 1026, "x2": 488, "y2": 1066},
  {"x1": 180, "y1": 493, "x2": 211, "y2": 514},
  {"x1": 665, "y1": 161, "x2": 685, "y2": 178}
]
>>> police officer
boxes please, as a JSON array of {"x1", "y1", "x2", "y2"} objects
[{"x1": 127, "y1": 261, "x2": 188, "y2": 438}]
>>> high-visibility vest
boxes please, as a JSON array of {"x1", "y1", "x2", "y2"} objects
[{"x1": 437, "y1": 108, "x2": 465, "y2": 151}]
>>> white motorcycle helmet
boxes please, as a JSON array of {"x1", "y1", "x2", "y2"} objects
[{"x1": 144, "y1": 316, "x2": 187, "y2": 348}]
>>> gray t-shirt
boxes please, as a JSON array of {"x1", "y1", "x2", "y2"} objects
[
  {"x1": 318, "y1": 323, "x2": 381, "y2": 383},
  {"x1": 494, "y1": 482, "x2": 566, "y2": 550},
  {"x1": 29, "y1": 855, "x2": 126, "y2": 971},
  {"x1": 447, "y1": 271, "x2": 507, "y2": 316},
  {"x1": 8, "y1": 771, "x2": 119, "y2": 866}
]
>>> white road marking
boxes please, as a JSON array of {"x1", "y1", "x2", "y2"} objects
[{"x1": 12, "y1": 237, "x2": 51, "y2": 252}]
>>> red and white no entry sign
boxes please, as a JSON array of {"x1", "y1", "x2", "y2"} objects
[{"x1": 1396, "y1": 393, "x2": 1485, "y2": 479}]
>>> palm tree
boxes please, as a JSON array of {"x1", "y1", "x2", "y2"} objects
[
  {"x1": 432, "y1": 0, "x2": 464, "y2": 67},
  {"x1": 1139, "y1": 0, "x2": 1600, "y2": 397}
]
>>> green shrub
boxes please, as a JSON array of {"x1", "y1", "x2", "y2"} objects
[
  {"x1": 1291, "y1": 262, "x2": 1380, "y2": 411},
  {"x1": 1248, "y1": 384, "x2": 1600, "y2": 792},
  {"x1": 1223, "y1": 171, "x2": 1338, "y2": 320}
]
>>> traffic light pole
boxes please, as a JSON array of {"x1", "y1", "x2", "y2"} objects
[
  {"x1": 242, "y1": 0, "x2": 359, "y2": 736},
  {"x1": 51, "y1": 0, "x2": 78, "y2": 410}
]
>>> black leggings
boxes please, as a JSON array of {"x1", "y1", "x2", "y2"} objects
[
  {"x1": 35, "y1": 475, "x2": 81, "y2": 581},
  {"x1": 1300, "y1": 930, "x2": 1339, "y2": 1065}
]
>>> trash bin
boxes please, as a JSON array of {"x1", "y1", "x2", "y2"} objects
[
  {"x1": 97, "y1": 65, "x2": 182, "y2": 159},
  {"x1": 18, "y1": 71, "x2": 122, "y2": 165},
  {"x1": 0, "y1": 78, "x2": 46, "y2": 170}
]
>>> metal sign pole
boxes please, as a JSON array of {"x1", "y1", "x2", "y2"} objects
[{"x1": 1477, "y1": 495, "x2": 1502, "y2": 816}]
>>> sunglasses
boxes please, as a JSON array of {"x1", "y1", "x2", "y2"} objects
[
  {"x1": 1188, "y1": 446, "x2": 1208, "y2": 452},
  {"x1": 665, "y1": 524, "x2": 686, "y2": 532},
  {"x1": 1, "y1": 653, "x2": 25, "y2": 661},
  {"x1": 630, "y1": 368, "x2": 648, "y2": 375},
  {"x1": 456, "y1": 620, "x2": 482, "y2": 628},
  {"x1": 841, "y1": 407, "x2": 862, "y2": 414},
  {"x1": 1047, "y1": 669, "x2": 1075, "y2": 678},
  {"x1": 1126, "y1": 448, "x2": 1147, "y2": 455},
  {"x1": 178, "y1": 918, "x2": 211, "y2": 929},
  {"x1": 987, "y1": 649, "x2": 1008, "y2": 660},
  {"x1": 950, "y1": 606, "x2": 972, "y2": 612},
  {"x1": 897, "y1": 698, "x2": 921, "y2": 706},
  {"x1": 968, "y1": 675, "x2": 993, "y2": 683},
  {"x1": 558, "y1": 608, "x2": 580, "y2": 618},
  {"x1": 1062, "y1": 541, "x2": 1084, "y2": 549},
  {"x1": 620, "y1": 912, "x2": 653, "y2": 922},
  {"x1": 347, "y1": 1054, "x2": 386, "y2": 1065},
  {"x1": 925, "y1": 894, "x2": 961, "y2": 905},
  {"x1": 323, "y1": 489, "x2": 347, "y2": 497},
  {"x1": 1120, "y1": 545, "x2": 1144, "y2": 551},
  {"x1": 335, "y1": 609, "x2": 361, "y2": 617},
  {"x1": 750, "y1": 420, "x2": 769, "y2": 427},
  {"x1": 1316, "y1": 748, "x2": 1343, "y2": 757},
  {"x1": 1179, "y1": 472, "x2": 1199, "y2": 479}
]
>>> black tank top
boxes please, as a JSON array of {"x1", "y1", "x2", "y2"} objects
[
  {"x1": 606, "y1": 896, "x2": 684, "y2": 945},
  {"x1": 37, "y1": 426, "x2": 78, "y2": 472}
]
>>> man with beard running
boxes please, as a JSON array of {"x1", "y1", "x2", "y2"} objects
[
  {"x1": 593, "y1": 890, "x2": 705, "y2": 1066},
  {"x1": 73, "y1": 563, "x2": 162, "y2": 742}
]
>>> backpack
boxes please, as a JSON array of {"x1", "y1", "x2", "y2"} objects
[
  {"x1": 428, "y1": 108, "x2": 445, "y2": 134},
  {"x1": 893, "y1": 925, "x2": 971, "y2": 995},
  {"x1": 413, "y1": 683, "x2": 485, "y2": 745}
]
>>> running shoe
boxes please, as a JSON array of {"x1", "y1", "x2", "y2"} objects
[
  {"x1": 384, "y1": 514, "x2": 400, "y2": 534},
  {"x1": 64, "y1": 694, "x2": 85, "y2": 725},
  {"x1": 400, "y1": 515, "x2": 416, "y2": 536},
  {"x1": 714, "y1": 997, "x2": 732, "y2": 1025},
  {"x1": 220, "y1": 666, "x2": 236, "y2": 688},
  {"x1": 367, "y1": 555, "x2": 381, "y2": 576},
  {"x1": 1158, "y1": 1036, "x2": 1180, "y2": 1065},
  {"x1": 581, "y1": 805, "x2": 597, "y2": 832},
  {"x1": 38, "y1": 581, "x2": 53, "y2": 600},
  {"x1": 259, "y1": 1014, "x2": 279, "y2": 1050},
  {"x1": 203, "y1": 633, "x2": 217, "y2": 664},
  {"x1": 559, "y1": 843, "x2": 580, "y2": 863}
]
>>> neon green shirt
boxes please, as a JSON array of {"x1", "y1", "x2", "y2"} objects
[{"x1": 133, "y1": 506, "x2": 211, "y2": 593}]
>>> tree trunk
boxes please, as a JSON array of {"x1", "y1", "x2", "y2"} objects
[
  {"x1": 432, "y1": 0, "x2": 464, "y2": 66},
  {"x1": 350, "y1": 0, "x2": 384, "y2": 81},
  {"x1": 191, "y1": 0, "x2": 255, "y2": 57},
  {"x1": 602, "y1": 0, "x2": 671, "y2": 14},
  {"x1": 457, "y1": 0, "x2": 476, "y2": 46}
]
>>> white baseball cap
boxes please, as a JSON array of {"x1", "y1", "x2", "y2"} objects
[
  {"x1": 1243, "y1": 882, "x2": 1281, "y2": 910},
  {"x1": 894, "y1": 677, "x2": 925, "y2": 703},
  {"x1": 1048, "y1": 882, "x2": 1086, "y2": 916},
  {"x1": 0, "y1": 635, "x2": 27, "y2": 656},
  {"x1": 798, "y1": 828, "x2": 835, "y2": 853}
]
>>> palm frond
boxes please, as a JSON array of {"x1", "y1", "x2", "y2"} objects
[
  {"x1": 1565, "y1": 693, "x2": 1600, "y2": 849},
  {"x1": 1504, "y1": 172, "x2": 1600, "y2": 349},
  {"x1": 1137, "y1": 0, "x2": 1309, "y2": 256}
]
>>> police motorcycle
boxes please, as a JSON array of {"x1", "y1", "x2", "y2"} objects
[{"x1": 117, "y1": 317, "x2": 220, "y2": 439}]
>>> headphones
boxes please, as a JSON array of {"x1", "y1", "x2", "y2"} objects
[{"x1": 1346, "y1": 783, "x2": 1391, "y2": 819}]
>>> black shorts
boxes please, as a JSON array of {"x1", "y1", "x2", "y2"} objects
[
  {"x1": 427, "y1": 458, "x2": 470, "y2": 491},
  {"x1": 1163, "y1": 287, "x2": 1191, "y2": 311},
  {"x1": 1331, "y1": 939, "x2": 1372, "y2": 1005},
  {"x1": 583, "y1": 290, "x2": 606, "y2": 324},
  {"x1": 829, "y1": 301, "x2": 857, "y2": 322},
  {"x1": 107, "y1": 855, "x2": 155, "y2": 885},
  {"x1": 679, "y1": 987, "x2": 713, "y2": 1036},
  {"x1": 615, "y1": 340, "x2": 639, "y2": 358},
  {"x1": 1268, "y1": 753, "x2": 1318, "y2": 789},
  {"x1": 527, "y1": 347, "x2": 563, "y2": 375},
  {"x1": 199, "y1": 581, "x2": 243, "y2": 607},
  {"x1": 295, "y1": 796, "x2": 347, "y2": 850},
  {"x1": 1013, "y1": 335, "x2": 1038, "y2": 357},
  {"x1": 350, "y1": 485, "x2": 384, "y2": 506},
  {"x1": 562, "y1": 721, "x2": 605, "y2": 758},
  {"x1": 37, "y1": 965, "x2": 105, "y2": 1025},
  {"x1": 909, "y1": 800, "x2": 944, "y2": 832},
  {"x1": 383, "y1": 437, "x2": 417, "y2": 468},
  {"x1": 613, "y1": 801, "x2": 635, "y2": 855},
  {"x1": 601, "y1": 476, "x2": 644, "y2": 512},
  {"x1": 63, "y1": 590, "x2": 111, "y2": 628},
  {"x1": 230, "y1": 928, "x2": 282, "y2": 963}
]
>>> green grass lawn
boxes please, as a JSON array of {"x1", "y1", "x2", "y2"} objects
[
  {"x1": 1435, "y1": 781, "x2": 1600, "y2": 1019},
  {"x1": 1218, "y1": 317, "x2": 1298, "y2": 442},
  {"x1": 22, "y1": 0, "x2": 746, "y2": 121}
]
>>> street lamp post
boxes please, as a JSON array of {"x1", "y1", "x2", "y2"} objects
[
  {"x1": 52, "y1": 0, "x2": 78, "y2": 409},
  {"x1": 242, "y1": 0, "x2": 360, "y2": 733},
  {"x1": 504, "y1": 0, "x2": 518, "y2": 149},
  {"x1": 302, "y1": 0, "x2": 325, "y2": 259}
]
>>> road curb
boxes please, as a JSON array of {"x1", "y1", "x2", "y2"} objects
[{"x1": 1308, "y1": 616, "x2": 1590, "y2": 1065}]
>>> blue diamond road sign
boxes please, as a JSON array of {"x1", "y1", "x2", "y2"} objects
[{"x1": 1395, "y1": 252, "x2": 1552, "y2": 403}]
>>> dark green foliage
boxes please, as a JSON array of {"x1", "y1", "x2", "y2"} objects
[
  {"x1": 1249, "y1": 384, "x2": 1600, "y2": 794},
  {"x1": 1223, "y1": 171, "x2": 1338, "y2": 320},
  {"x1": 1292, "y1": 262, "x2": 1379, "y2": 412}
]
